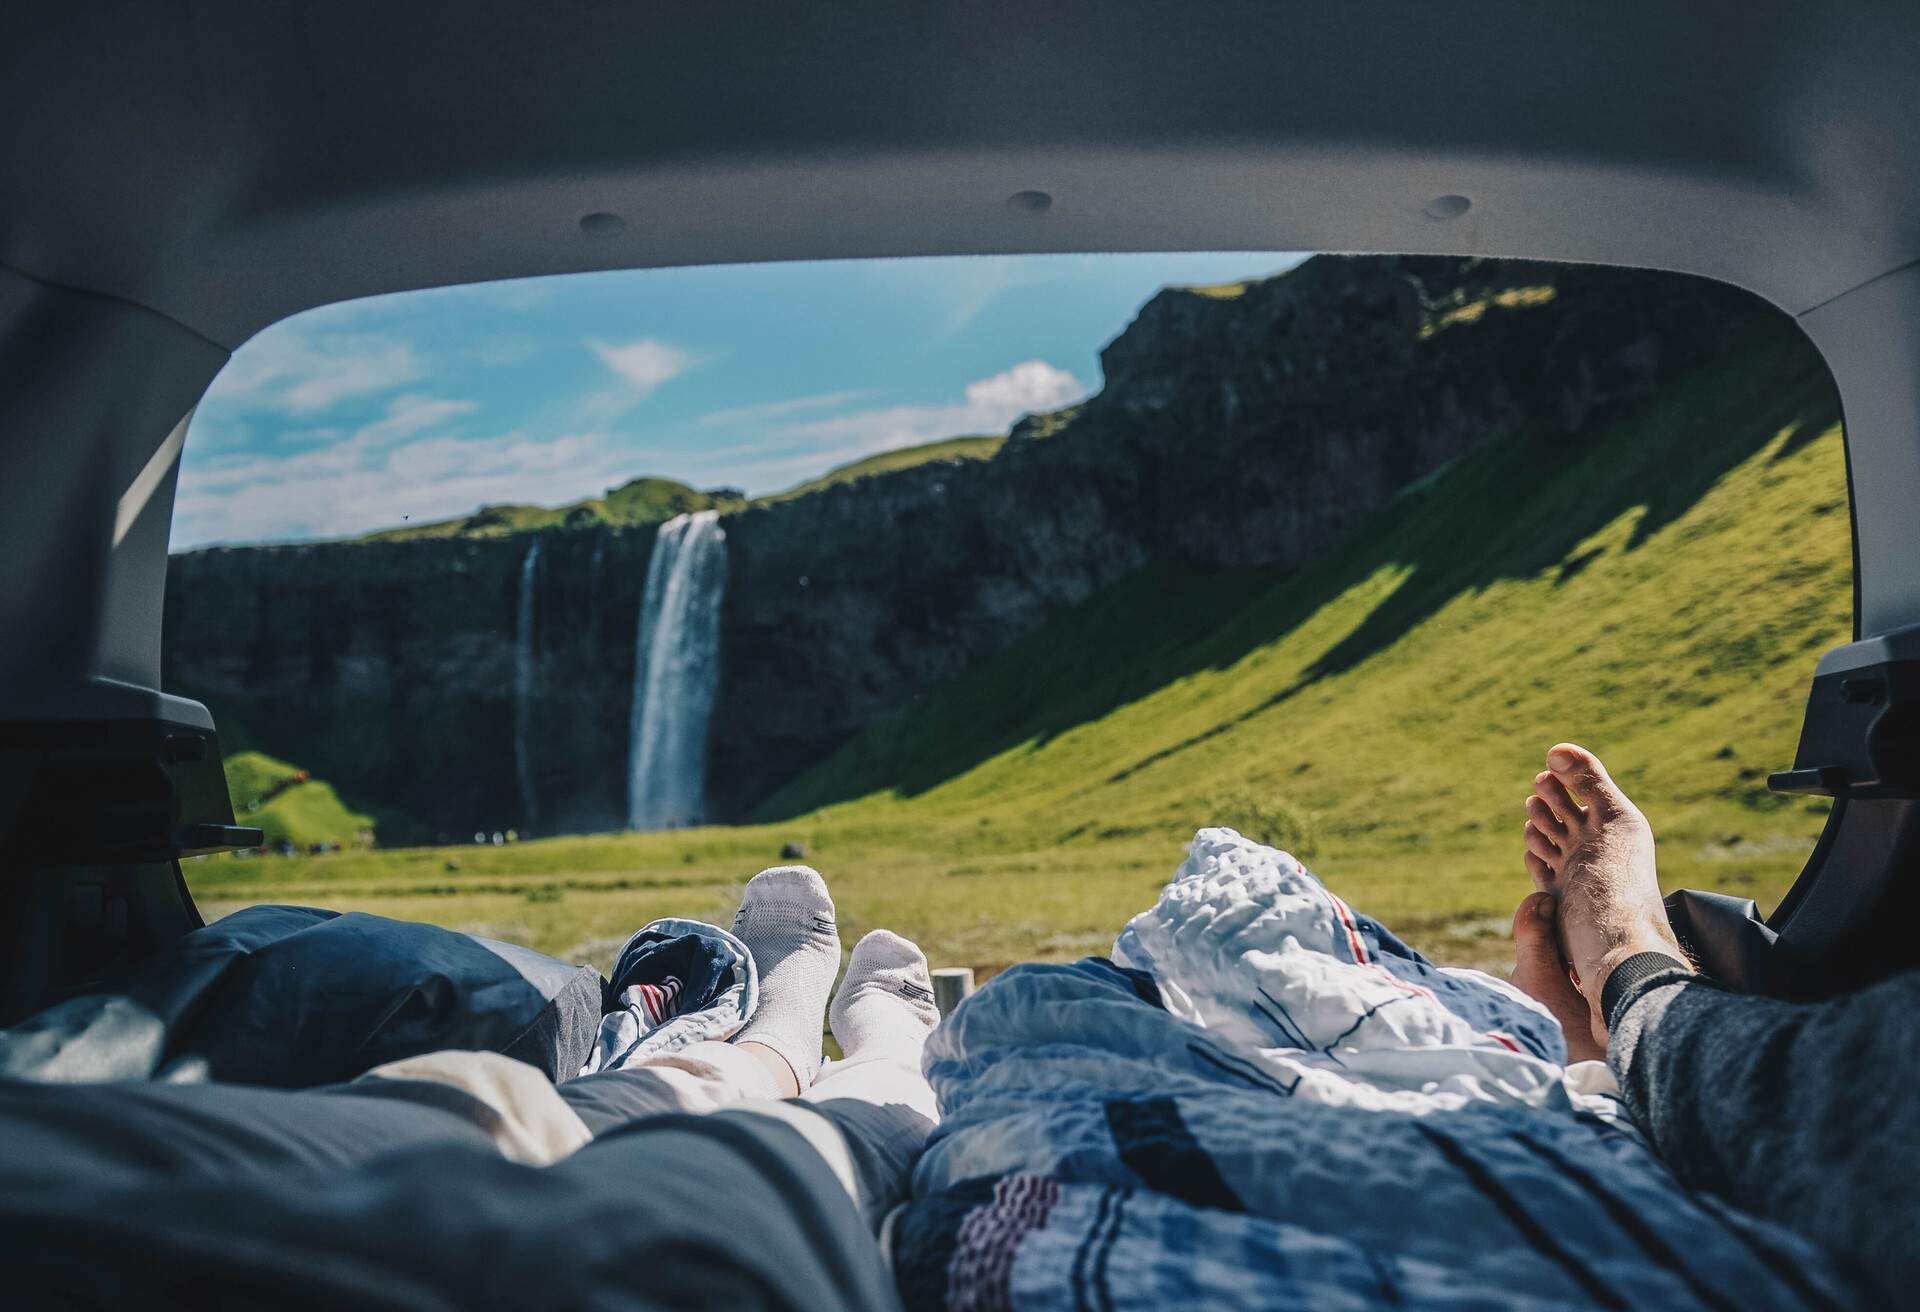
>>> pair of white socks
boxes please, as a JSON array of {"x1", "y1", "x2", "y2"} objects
[{"x1": 730, "y1": 866, "x2": 940, "y2": 1087}]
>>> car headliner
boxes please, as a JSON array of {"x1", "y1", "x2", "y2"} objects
[{"x1": 4, "y1": 2, "x2": 1918, "y2": 340}]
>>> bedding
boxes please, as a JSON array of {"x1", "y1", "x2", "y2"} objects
[{"x1": 890, "y1": 829, "x2": 1861, "y2": 1310}]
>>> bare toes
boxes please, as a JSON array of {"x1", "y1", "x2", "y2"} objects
[
  {"x1": 1525, "y1": 851, "x2": 1556, "y2": 888},
  {"x1": 1525, "y1": 795, "x2": 1567, "y2": 840},
  {"x1": 1547, "y1": 743, "x2": 1630, "y2": 819},
  {"x1": 1532, "y1": 772, "x2": 1583, "y2": 828},
  {"x1": 1525, "y1": 820, "x2": 1562, "y2": 866}
]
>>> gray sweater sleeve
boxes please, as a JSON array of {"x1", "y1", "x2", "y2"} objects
[{"x1": 1607, "y1": 958, "x2": 1920, "y2": 1304}]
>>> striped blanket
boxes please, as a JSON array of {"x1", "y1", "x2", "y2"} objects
[{"x1": 890, "y1": 829, "x2": 1860, "y2": 1310}]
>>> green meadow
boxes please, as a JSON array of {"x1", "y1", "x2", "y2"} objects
[{"x1": 187, "y1": 332, "x2": 1849, "y2": 981}]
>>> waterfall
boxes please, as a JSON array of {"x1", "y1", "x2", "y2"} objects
[
  {"x1": 514, "y1": 538, "x2": 542, "y2": 829},
  {"x1": 627, "y1": 510, "x2": 729, "y2": 829}
]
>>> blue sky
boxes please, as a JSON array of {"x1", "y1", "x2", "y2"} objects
[{"x1": 172, "y1": 251, "x2": 1307, "y2": 549}]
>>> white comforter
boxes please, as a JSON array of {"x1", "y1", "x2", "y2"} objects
[{"x1": 888, "y1": 829, "x2": 1859, "y2": 1310}]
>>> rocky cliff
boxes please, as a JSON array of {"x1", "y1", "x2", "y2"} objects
[
  {"x1": 166, "y1": 530, "x2": 657, "y2": 839},
  {"x1": 164, "y1": 256, "x2": 1795, "y2": 837}
]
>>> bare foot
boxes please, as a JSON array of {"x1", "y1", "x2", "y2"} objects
[
  {"x1": 1509, "y1": 891, "x2": 1606, "y2": 1063},
  {"x1": 1524, "y1": 743, "x2": 1687, "y2": 1035}
]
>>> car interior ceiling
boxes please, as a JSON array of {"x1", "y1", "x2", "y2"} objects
[{"x1": 3, "y1": 1, "x2": 1920, "y2": 1024}]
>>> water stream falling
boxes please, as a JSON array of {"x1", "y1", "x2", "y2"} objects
[
  {"x1": 627, "y1": 511, "x2": 729, "y2": 829},
  {"x1": 513, "y1": 538, "x2": 542, "y2": 828}
]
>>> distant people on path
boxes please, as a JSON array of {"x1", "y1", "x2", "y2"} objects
[{"x1": 1510, "y1": 742, "x2": 1918, "y2": 1306}]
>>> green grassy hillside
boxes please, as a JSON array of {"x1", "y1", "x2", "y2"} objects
[
  {"x1": 763, "y1": 435, "x2": 1005, "y2": 502},
  {"x1": 187, "y1": 329, "x2": 1849, "y2": 980},
  {"x1": 357, "y1": 438, "x2": 1005, "y2": 541},
  {"x1": 360, "y1": 476, "x2": 730, "y2": 542},
  {"x1": 355, "y1": 434, "x2": 1009, "y2": 543},
  {"x1": 753, "y1": 329, "x2": 1846, "y2": 949},
  {"x1": 224, "y1": 751, "x2": 375, "y2": 848}
]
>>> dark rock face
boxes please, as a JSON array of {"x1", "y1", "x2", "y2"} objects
[
  {"x1": 708, "y1": 451, "x2": 1147, "y2": 816},
  {"x1": 164, "y1": 256, "x2": 1788, "y2": 836},
  {"x1": 165, "y1": 531, "x2": 657, "y2": 840}
]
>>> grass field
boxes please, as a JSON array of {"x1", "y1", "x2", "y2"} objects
[
  {"x1": 187, "y1": 332, "x2": 1850, "y2": 982},
  {"x1": 223, "y1": 750, "x2": 374, "y2": 850}
]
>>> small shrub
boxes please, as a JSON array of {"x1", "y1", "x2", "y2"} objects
[{"x1": 1205, "y1": 791, "x2": 1318, "y2": 858}]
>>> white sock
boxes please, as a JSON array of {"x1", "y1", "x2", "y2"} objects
[
  {"x1": 830, "y1": 930, "x2": 940, "y2": 1059},
  {"x1": 732, "y1": 866, "x2": 841, "y2": 1087}
]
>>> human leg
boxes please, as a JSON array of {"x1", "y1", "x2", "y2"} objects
[
  {"x1": 556, "y1": 1038, "x2": 784, "y2": 1133},
  {"x1": 564, "y1": 864, "x2": 844, "y2": 1123},
  {"x1": 1507, "y1": 890, "x2": 1607, "y2": 1063},
  {"x1": 731, "y1": 865, "x2": 843, "y2": 1094},
  {"x1": 783, "y1": 930, "x2": 943, "y2": 1227},
  {"x1": 0, "y1": 1067, "x2": 512, "y2": 1187},
  {"x1": 808, "y1": 930, "x2": 941, "y2": 1120},
  {"x1": 1522, "y1": 742, "x2": 1690, "y2": 1042},
  {"x1": 0, "y1": 1111, "x2": 903, "y2": 1311}
]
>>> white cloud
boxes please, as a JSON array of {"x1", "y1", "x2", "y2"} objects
[
  {"x1": 171, "y1": 391, "x2": 638, "y2": 547},
  {"x1": 771, "y1": 360, "x2": 1083, "y2": 453},
  {"x1": 696, "y1": 390, "x2": 878, "y2": 429},
  {"x1": 172, "y1": 427, "x2": 642, "y2": 548},
  {"x1": 242, "y1": 394, "x2": 468, "y2": 457},
  {"x1": 207, "y1": 328, "x2": 423, "y2": 414},
  {"x1": 689, "y1": 360, "x2": 1085, "y2": 494},
  {"x1": 958, "y1": 360, "x2": 1086, "y2": 415},
  {"x1": 171, "y1": 356, "x2": 1087, "y2": 545},
  {"x1": 590, "y1": 337, "x2": 697, "y2": 397},
  {"x1": 350, "y1": 394, "x2": 481, "y2": 447}
]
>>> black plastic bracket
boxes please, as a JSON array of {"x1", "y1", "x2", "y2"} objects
[
  {"x1": 1769, "y1": 628, "x2": 1920, "y2": 800},
  {"x1": 0, "y1": 718, "x2": 261, "y2": 866}
]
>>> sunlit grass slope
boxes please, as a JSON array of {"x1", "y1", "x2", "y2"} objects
[
  {"x1": 223, "y1": 751, "x2": 374, "y2": 849},
  {"x1": 188, "y1": 333, "x2": 1850, "y2": 978},
  {"x1": 359, "y1": 476, "x2": 728, "y2": 541},
  {"x1": 762, "y1": 435, "x2": 1005, "y2": 502}
]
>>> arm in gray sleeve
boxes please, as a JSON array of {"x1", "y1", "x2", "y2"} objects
[{"x1": 1607, "y1": 956, "x2": 1920, "y2": 1303}]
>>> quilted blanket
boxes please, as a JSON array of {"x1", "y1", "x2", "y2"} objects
[{"x1": 890, "y1": 829, "x2": 1860, "y2": 1310}]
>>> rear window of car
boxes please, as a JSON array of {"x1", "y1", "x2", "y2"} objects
[{"x1": 164, "y1": 252, "x2": 1850, "y2": 977}]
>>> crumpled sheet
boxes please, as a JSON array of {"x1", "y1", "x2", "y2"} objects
[
  {"x1": 890, "y1": 828, "x2": 1862, "y2": 1311},
  {"x1": 578, "y1": 916, "x2": 758, "y2": 1074}
]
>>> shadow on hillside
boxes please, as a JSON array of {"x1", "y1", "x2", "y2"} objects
[{"x1": 755, "y1": 337, "x2": 1843, "y2": 819}]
